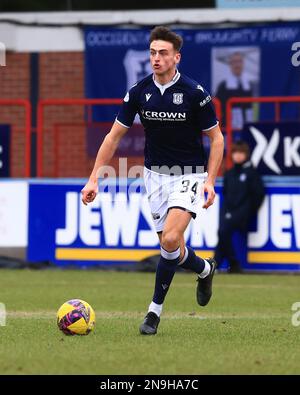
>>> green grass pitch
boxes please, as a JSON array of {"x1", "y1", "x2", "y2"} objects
[{"x1": 0, "y1": 269, "x2": 299, "y2": 374}]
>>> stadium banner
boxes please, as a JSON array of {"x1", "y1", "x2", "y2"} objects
[
  {"x1": 84, "y1": 23, "x2": 300, "y2": 136},
  {"x1": 242, "y1": 122, "x2": 300, "y2": 176},
  {"x1": 0, "y1": 181, "x2": 28, "y2": 247},
  {"x1": 217, "y1": 0, "x2": 300, "y2": 8},
  {"x1": 0, "y1": 125, "x2": 10, "y2": 177},
  {"x1": 27, "y1": 179, "x2": 300, "y2": 271}
]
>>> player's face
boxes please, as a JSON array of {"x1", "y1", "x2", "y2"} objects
[{"x1": 150, "y1": 40, "x2": 180, "y2": 77}]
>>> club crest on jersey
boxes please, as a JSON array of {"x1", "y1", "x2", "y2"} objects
[{"x1": 173, "y1": 93, "x2": 183, "y2": 105}]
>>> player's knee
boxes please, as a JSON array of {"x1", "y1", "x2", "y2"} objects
[{"x1": 161, "y1": 230, "x2": 180, "y2": 252}]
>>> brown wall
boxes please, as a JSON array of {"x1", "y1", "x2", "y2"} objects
[
  {"x1": 0, "y1": 53, "x2": 30, "y2": 177},
  {"x1": 0, "y1": 51, "x2": 143, "y2": 178}
]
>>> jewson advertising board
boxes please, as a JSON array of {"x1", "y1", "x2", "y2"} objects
[
  {"x1": 27, "y1": 180, "x2": 218, "y2": 266},
  {"x1": 27, "y1": 179, "x2": 300, "y2": 271}
]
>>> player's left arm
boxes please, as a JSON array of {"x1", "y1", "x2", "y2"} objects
[{"x1": 202, "y1": 125, "x2": 224, "y2": 209}]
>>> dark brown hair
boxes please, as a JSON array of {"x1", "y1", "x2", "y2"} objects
[
  {"x1": 149, "y1": 26, "x2": 183, "y2": 52},
  {"x1": 231, "y1": 140, "x2": 250, "y2": 159}
]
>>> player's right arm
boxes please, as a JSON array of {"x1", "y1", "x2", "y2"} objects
[
  {"x1": 192, "y1": 85, "x2": 224, "y2": 209},
  {"x1": 81, "y1": 121, "x2": 128, "y2": 205}
]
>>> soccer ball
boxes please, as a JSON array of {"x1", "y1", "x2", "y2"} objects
[{"x1": 57, "y1": 299, "x2": 95, "y2": 336}]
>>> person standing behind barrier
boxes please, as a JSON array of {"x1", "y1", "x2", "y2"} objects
[{"x1": 214, "y1": 141, "x2": 265, "y2": 273}]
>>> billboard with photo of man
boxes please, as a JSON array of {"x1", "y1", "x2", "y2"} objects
[
  {"x1": 84, "y1": 22, "x2": 300, "y2": 153},
  {"x1": 212, "y1": 47, "x2": 260, "y2": 128}
]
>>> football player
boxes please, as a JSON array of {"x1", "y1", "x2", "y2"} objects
[{"x1": 82, "y1": 26, "x2": 224, "y2": 335}]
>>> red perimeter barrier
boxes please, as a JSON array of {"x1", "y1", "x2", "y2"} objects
[
  {"x1": 53, "y1": 121, "x2": 113, "y2": 178},
  {"x1": 37, "y1": 97, "x2": 222, "y2": 178},
  {"x1": 37, "y1": 99, "x2": 122, "y2": 177},
  {"x1": 0, "y1": 99, "x2": 31, "y2": 177},
  {"x1": 225, "y1": 96, "x2": 300, "y2": 169}
]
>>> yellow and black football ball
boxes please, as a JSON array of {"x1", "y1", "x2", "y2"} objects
[{"x1": 57, "y1": 299, "x2": 95, "y2": 335}]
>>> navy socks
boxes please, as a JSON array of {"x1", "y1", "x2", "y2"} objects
[
  {"x1": 178, "y1": 246, "x2": 206, "y2": 274},
  {"x1": 152, "y1": 246, "x2": 181, "y2": 305},
  {"x1": 150, "y1": 245, "x2": 209, "y2": 314}
]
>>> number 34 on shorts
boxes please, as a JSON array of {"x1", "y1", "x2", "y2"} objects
[{"x1": 143, "y1": 168, "x2": 207, "y2": 232}]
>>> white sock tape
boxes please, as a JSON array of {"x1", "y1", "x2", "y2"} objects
[{"x1": 161, "y1": 246, "x2": 180, "y2": 260}]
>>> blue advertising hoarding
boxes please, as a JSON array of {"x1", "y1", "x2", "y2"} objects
[
  {"x1": 242, "y1": 122, "x2": 300, "y2": 176},
  {"x1": 84, "y1": 23, "x2": 300, "y2": 127},
  {"x1": 27, "y1": 179, "x2": 300, "y2": 271}
]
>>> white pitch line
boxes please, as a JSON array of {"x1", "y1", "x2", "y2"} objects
[
  {"x1": 5, "y1": 311, "x2": 290, "y2": 320},
  {"x1": 173, "y1": 283, "x2": 299, "y2": 290}
]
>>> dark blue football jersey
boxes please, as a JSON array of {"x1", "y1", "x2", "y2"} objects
[{"x1": 116, "y1": 71, "x2": 218, "y2": 174}]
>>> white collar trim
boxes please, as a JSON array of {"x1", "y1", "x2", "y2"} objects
[{"x1": 153, "y1": 70, "x2": 180, "y2": 95}]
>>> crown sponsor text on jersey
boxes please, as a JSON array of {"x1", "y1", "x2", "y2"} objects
[{"x1": 142, "y1": 110, "x2": 186, "y2": 121}]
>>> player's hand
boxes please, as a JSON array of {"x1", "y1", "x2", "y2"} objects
[
  {"x1": 81, "y1": 178, "x2": 98, "y2": 206},
  {"x1": 202, "y1": 181, "x2": 215, "y2": 209}
]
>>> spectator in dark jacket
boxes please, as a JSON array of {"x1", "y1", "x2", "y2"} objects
[{"x1": 214, "y1": 140, "x2": 265, "y2": 273}]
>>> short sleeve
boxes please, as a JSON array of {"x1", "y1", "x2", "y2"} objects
[
  {"x1": 193, "y1": 87, "x2": 219, "y2": 132},
  {"x1": 116, "y1": 85, "x2": 139, "y2": 128}
]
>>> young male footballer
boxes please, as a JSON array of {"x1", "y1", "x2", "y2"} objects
[{"x1": 82, "y1": 26, "x2": 224, "y2": 335}]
